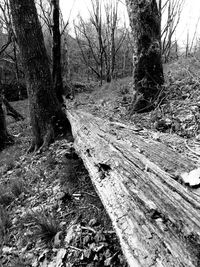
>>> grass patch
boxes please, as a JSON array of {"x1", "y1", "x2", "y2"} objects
[{"x1": 26, "y1": 210, "x2": 60, "y2": 246}]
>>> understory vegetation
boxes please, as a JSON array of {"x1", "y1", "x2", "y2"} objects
[{"x1": 1, "y1": 55, "x2": 200, "y2": 266}]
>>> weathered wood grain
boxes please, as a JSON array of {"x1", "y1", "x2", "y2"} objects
[{"x1": 66, "y1": 109, "x2": 200, "y2": 267}]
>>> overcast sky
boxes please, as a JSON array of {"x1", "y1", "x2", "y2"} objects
[
  {"x1": 60, "y1": 0, "x2": 127, "y2": 24},
  {"x1": 60, "y1": 0, "x2": 200, "y2": 46}
]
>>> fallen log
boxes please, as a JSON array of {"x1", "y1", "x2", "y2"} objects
[{"x1": 66, "y1": 109, "x2": 200, "y2": 267}]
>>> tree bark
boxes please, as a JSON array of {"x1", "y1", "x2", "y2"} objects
[
  {"x1": 52, "y1": 0, "x2": 64, "y2": 104},
  {"x1": 66, "y1": 109, "x2": 200, "y2": 267},
  {"x1": 126, "y1": 0, "x2": 164, "y2": 113},
  {"x1": 0, "y1": 84, "x2": 13, "y2": 150},
  {"x1": 105, "y1": 1, "x2": 118, "y2": 83},
  {"x1": 9, "y1": 0, "x2": 72, "y2": 152}
]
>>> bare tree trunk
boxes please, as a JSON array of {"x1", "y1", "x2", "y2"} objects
[
  {"x1": 12, "y1": 38, "x2": 22, "y2": 99},
  {"x1": 110, "y1": 27, "x2": 116, "y2": 80},
  {"x1": 0, "y1": 83, "x2": 13, "y2": 150},
  {"x1": 0, "y1": 22, "x2": 14, "y2": 149},
  {"x1": 185, "y1": 30, "x2": 189, "y2": 57},
  {"x1": 10, "y1": 0, "x2": 72, "y2": 152},
  {"x1": 126, "y1": 0, "x2": 164, "y2": 113},
  {"x1": 52, "y1": 0, "x2": 64, "y2": 104},
  {"x1": 94, "y1": 2, "x2": 104, "y2": 86},
  {"x1": 105, "y1": 0, "x2": 118, "y2": 83},
  {"x1": 63, "y1": 35, "x2": 70, "y2": 82}
]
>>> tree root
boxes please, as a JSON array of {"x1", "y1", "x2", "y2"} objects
[
  {"x1": 27, "y1": 111, "x2": 73, "y2": 154},
  {"x1": 27, "y1": 121, "x2": 73, "y2": 154},
  {"x1": 129, "y1": 95, "x2": 154, "y2": 115},
  {"x1": 27, "y1": 127, "x2": 54, "y2": 154}
]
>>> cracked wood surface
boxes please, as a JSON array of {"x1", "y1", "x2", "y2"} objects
[{"x1": 66, "y1": 109, "x2": 200, "y2": 267}]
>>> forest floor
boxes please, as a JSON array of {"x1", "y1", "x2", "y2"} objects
[{"x1": 1, "y1": 56, "x2": 200, "y2": 267}]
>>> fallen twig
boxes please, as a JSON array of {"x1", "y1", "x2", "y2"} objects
[{"x1": 184, "y1": 139, "x2": 200, "y2": 156}]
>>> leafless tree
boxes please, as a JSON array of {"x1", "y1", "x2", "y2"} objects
[
  {"x1": 36, "y1": 0, "x2": 69, "y2": 36},
  {"x1": 104, "y1": 0, "x2": 118, "y2": 82},
  {"x1": 74, "y1": 0, "x2": 126, "y2": 84},
  {"x1": 0, "y1": 0, "x2": 14, "y2": 56},
  {"x1": 185, "y1": 16, "x2": 200, "y2": 56},
  {"x1": 89, "y1": 0, "x2": 105, "y2": 84},
  {"x1": 74, "y1": 18, "x2": 103, "y2": 81},
  {"x1": 0, "y1": 0, "x2": 22, "y2": 90},
  {"x1": 160, "y1": 0, "x2": 185, "y2": 62},
  {"x1": 10, "y1": 0, "x2": 72, "y2": 152},
  {"x1": 36, "y1": 0, "x2": 69, "y2": 96},
  {"x1": 0, "y1": 1, "x2": 14, "y2": 148}
]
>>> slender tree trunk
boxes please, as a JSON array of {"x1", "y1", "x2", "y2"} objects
[
  {"x1": 52, "y1": 0, "x2": 64, "y2": 104},
  {"x1": 104, "y1": 50, "x2": 111, "y2": 83},
  {"x1": 0, "y1": 94, "x2": 8, "y2": 148},
  {"x1": 110, "y1": 34, "x2": 115, "y2": 81},
  {"x1": 126, "y1": 0, "x2": 164, "y2": 113},
  {"x1": 0, "y1": 82, "x2": 13, "y2": 150},
  {"x1": 13, "y1": 38, "x2": 21, "y2": 99},
  {"x1": 104, "y1": 1, "x2": 117, "y2": 83},
  {"x1": 122, "y1": 49, "x2": 127, "y2": 77},
  {"x1": 110, "y1": 3, "x2": 117, "y2": 82},
  {"x1": 10, "y1": 0, "x2": 72, "y2": 152},
  {"x1": 63, "y1": 35, "x2": 70, "y2": 82}
]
